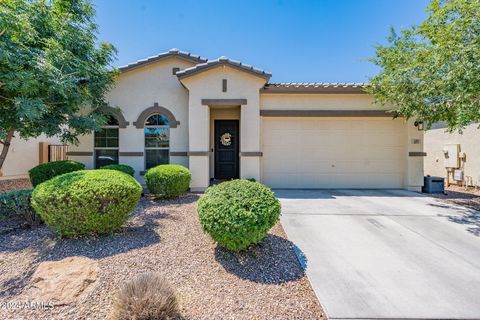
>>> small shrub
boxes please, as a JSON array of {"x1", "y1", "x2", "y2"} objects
[
  {"x1": 29, "y1": 160, "x2": 85, "y2": 187},
  {"x1": 31, "y1": 170, "x2": 142, "y2": 237},
  {"x1": 0, "y1": 189, "x2": 42, "y2": 227},
  {"x1": 145, "y1": 164, "x2": 191, "y2": 198},
  {"x1": 197, "y1": 179, "x2": 281, "y2": 251},
  {"x1": 110, "y1": 272, "x2": 178, "y2": 320},
  {"x1": 101, "y1": 164, "x2": 135, "y2": 177}
]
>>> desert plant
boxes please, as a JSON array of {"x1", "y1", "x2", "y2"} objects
[
  {"x1": 31, "y1": 169, "x2": 141, "y2": 237},
  {"x1": 101, "y1": 164, "x2": 135, "y2": 177},
  {"x1": 197, "y1": 179, "x2": 281, "y2": 251},
  {"x1": 145, "y1": 164, "x2": 191, "y2": 198},
  {"x1": 28, "y1": 160, "x2": 85, "y2": 187},
  {"x1": 0, "y1": 189, "x2": 42, "y2": 227},
  {"x1": 110, "y1": 272, "x2": 178, "y2": 320}
]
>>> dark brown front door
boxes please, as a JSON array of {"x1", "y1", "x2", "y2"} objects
[{"x1": 214, "y1": 120, "x2": 239, "y2": 180}]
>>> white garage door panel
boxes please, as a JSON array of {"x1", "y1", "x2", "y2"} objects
[{"x1": 261, "y1": 118, "x2": 406, "y2": 189}]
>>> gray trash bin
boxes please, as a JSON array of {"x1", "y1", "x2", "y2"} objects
[{"x1": 422, "y1": 176, "x2": 445, "y2": 193}]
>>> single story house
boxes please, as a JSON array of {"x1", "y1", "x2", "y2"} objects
[{"x1": 68, "y1": 49, "x2": 425, "y2": 191}]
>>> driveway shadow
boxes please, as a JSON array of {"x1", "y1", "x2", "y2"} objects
[{"x1": 214, "y1": 234, "x2": 306, "y2": 284}]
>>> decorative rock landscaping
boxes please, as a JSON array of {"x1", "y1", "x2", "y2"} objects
[{"x1": 0, "y1": 194, "x2": 324, "y2": 319}]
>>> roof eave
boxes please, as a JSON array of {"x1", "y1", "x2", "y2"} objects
[{"x1": 176, "y1": 59, "x2": 271, "y2": 82}]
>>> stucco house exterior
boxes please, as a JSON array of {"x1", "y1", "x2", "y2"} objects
[
  {"x1": 424, "y1": 123, "x2": 480, "y2": 187},
  {"x1": 68, "y1": 49, "x2": 424, "y2": 191}
]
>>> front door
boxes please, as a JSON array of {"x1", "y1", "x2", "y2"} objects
[{"x1": 214, "y1": 120, "x2": 239, "y2": 180}]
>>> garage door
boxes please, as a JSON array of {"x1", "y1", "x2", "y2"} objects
[{"x1": 261, "y1": 117, "x2": 406, "y2": 189}]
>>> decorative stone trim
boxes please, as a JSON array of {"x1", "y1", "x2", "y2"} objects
[
  {"x1": 98, "y1": 106, "x2": 129, "y2": 128},
  {"x1": 133, "y1": 103, "x2": 180, "y2": 128},
  {"x1": 170, "y1": 151, "x2": 188, "y2": 156},
  {"x1": 239, "y1": 152, "x2": 263, "y2": 157},
  {"x1": 119, "y1": 152, "x2": 143, "y2": 156},
  {"x1": 260, "y1": 110, "x2": 399, "y2": 117},
  {"x1": 187, "y1": 151, "x2": 209, "y2": 156},
  {"x1": 201, "y1": 99, "x2": 247, "y2": 106},
  {"x1": 66, "y1": 151, "x2": 93, "y2": 156},
  {"x1": 409, "y1": 152, "x2": 427, "y2": 157}
]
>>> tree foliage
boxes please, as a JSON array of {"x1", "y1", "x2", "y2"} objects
[
  {"x1": 0, "y1": 0, "x2": 117, "y2": 169},
  {"x1": 368, "y1": 0, "x2": 480, "y2": 131}
]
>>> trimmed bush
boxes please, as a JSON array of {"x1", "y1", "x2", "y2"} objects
[
  {"x1": 0, "y1": 189, "x2": 42, "y2": 227},
  {"x1": 197, "y1": 179, "x2": 281, "y2": 251},
  {"x1": 145, "y1": 164, "x2": 191, "y2": 198},
  {"x1": 110, "y1": 272, "x2": 178, "y2": 320},
  {"x1": 101, "y1": 164, "x2": 135, "y2": 177},
  {"x1": 31, "y1": 170, "x2": 142, "y2": 237},
  {"x1": 29, "y1": 160, "x2": 85, "y2": 187}
]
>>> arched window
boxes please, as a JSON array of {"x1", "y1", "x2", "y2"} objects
[
  {"x1": 94, "y1": 115, "x2": 119, "y2": 168},
  {"x1": 144, "y1": 114, "x2": 170, "y2": 169}
]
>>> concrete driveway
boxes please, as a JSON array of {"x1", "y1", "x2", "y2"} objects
[{"x1": 276, "y1": 189, "x2": 480, "y2": 320}]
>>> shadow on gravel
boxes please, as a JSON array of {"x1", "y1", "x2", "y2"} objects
[
  {"x1": 214, "y1": 234, "x2": 306, "y2": 284},
  {"x1": 0, "y1": 200, "x2": 172, "y2": 297},
  {"x1": 429, "y1": 194, "x2": 480, "y2": 237}
]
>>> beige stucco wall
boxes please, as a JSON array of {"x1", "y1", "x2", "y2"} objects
[
  {"x1": 69, "y1": 57, "x2": 194, "y2": 180},
  {"x1": 260, "y1": 93, "x2": 391, "y2": 110},
  {"x1": 180, "y1": 65, "x2": 267, "y2": 190},
  {"x1": 424, "y1": 123, "x2": 480, "y2": 184},
  {"x1": 1, "y1": 134, "x2": 62, "y2": 179}
]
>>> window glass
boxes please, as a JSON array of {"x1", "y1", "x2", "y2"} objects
[
  {"x1": 95, "y1": 149, "x2": 119, "y2": 168},
  {"x1": 144, "y1": 113, "x2": 170, "y2": 169},
  {"x1": 144, "y1": 127, "x2": 169, "y2": 148},
  {"x1": 94, "y1": 128, "x2": 119, "y2": 148},
  {"x1": 145, "y1": 114, "x2": 170, "y2": 126},
  {"x1": 94, "y1": 117, "x2": 119, "y2": 169},
  {"x1": 145, "y1": 149, "x2": 169, "y2": 169}
]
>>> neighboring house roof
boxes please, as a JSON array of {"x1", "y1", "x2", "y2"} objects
[
  {"x1": 176, "y1": 56, "x2": 272, "y2": 81},
  {"x1": 118, "y1": 48, "x2": 207, "y2": 72},
  {"x1": 261, "y1": 82, "x2": 368, "y2": 94}
]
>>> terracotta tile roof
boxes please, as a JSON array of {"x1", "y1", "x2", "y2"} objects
[
  {"x1": 262, "y1": 82, "x2": 369, "y2": 94},
  {"x1": 118, "y1": 48, "x2": 207, "y2": 72},
  {"x1": 176, "y1": 56, "x2": 272, "y2": 80}
]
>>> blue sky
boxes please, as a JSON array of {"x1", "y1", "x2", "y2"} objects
[{"x1": 93, "y1": 0, "x2": 431, "y2": 83}]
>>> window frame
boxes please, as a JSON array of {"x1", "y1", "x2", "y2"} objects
[
  {"x1": 94, "y1": 124, "x2": 120, "y2": 169},
  {"x1": 144, "y1": 114, "x2": 170, "y2": 170}
]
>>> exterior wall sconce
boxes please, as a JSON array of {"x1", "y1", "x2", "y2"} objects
[{"x1": 414, "y1": 121, "x2": 424, "y2": 131}]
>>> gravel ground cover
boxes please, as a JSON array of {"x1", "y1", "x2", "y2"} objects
[
  {"x1": 430, "y1": 185, "x2": 480, "y2": 236},
  {"x1": 0, "y1": 194, "x2": 324, "y2": 320},
  {"x1": 0, "y1": 178, "x2": 32, "y2": 192}
]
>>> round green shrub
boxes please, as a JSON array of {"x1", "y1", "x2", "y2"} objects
[
  {"x1": 197, "y1": 180, "x2": 281, "y2": 251},
  {"x1": 31, "y1": 170, "x2": 142, "y2": 237},
  {"x1": 29, "y1": 160, "x2": 85, "y2": 187},
  {"x1": 101, "y1": 164, "x2": 135, "y2": 176},
  {"x1": 144, "y1": 164, "x2": 191, "y2": 198}
]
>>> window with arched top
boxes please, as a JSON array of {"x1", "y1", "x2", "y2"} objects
[
  {"x1": 94, "y1": 115, "x2": 119, "y2": 168},
  {"x1": 144, "y1": 114, "x2": 170, "y2": 169}
]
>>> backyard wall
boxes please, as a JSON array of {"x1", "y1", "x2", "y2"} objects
[{"x1": 0, "y1": 134, "x2": 62, "y2": 179}]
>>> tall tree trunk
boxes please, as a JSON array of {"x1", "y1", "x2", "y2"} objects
[{"x1": 0, "y1": 130, "x2": 15, "y2": 175}]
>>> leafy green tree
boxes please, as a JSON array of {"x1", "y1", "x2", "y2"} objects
[
  {"x1": 369, "y1": 0, "x2": 480, "y2": 131},
  {"x1": 0, "y1": 0, "x2": 117, "y2": 171}
]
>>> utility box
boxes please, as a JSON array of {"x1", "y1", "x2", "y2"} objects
[
  {"x1": 422, "y1": 176, "x2": 445, "y2": 194},
  {"x1": 443, "y1": 144, "x2": 460, "y2": 168}
]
